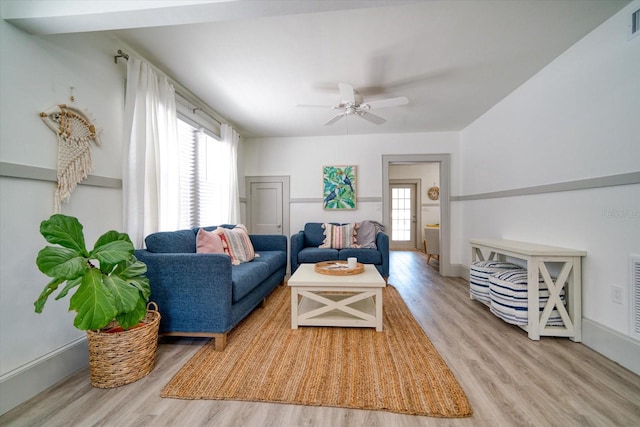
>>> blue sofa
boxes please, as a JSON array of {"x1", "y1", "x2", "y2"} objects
[
  {"x1": 134, "y1": 226, "x2": 287, "y2": 350},
  {"x1": 290, "y1": 222, "x2": 389, "y2": 279}
]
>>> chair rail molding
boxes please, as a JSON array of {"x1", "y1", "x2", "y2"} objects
[{"x1": 0, "y1": 162, "x2": 122, "y2": 188}]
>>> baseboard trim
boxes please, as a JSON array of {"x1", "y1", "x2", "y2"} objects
[
  {"x1": 454, "y1": 263, "x2": 470, "y2": 281},
  {"x1": 448, "y1": 263, "x2": 467, "y2": 279},
  {"x1": 0, "y1": 337, "x2": 88, "y2": 416},
  {"x1": 582, "y1": 318, "x2": 640, "y2": 376}
]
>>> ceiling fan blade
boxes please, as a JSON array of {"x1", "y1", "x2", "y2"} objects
[
  {"x1": 296, "y1": 104, "x2": 335, "y2": 109},
  {"x1": 323, "y1": 114, "x2": 345, "y2": 126},
  {"x1": 358, "y1": 111, "x2": 386, "y2": 125},
  {"x1": 365, "y1": 96, "x2": 409, "y2": 109},
  {"x1": 338, "y1": 83, "x2": 355, "y2": 104}
]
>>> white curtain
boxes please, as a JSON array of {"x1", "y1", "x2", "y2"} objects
[
  {"x1": 123, "y1": 57, "x2": 180, "y2": 248},
  {"x1": 219, "y1": 123, "x2": 241, "y2": 224}
]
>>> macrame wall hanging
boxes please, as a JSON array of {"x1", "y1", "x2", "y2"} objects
[{"x1": 40, "y1": 99, "x2": 102, "y2": 213}]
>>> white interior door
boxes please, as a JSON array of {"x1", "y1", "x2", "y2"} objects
[
  {"x1": 249, "y1": 181, "x2": 283, "y2": 235},
  {"x1": 389, "y1": 182, "x2": 417, "y2": 250}
]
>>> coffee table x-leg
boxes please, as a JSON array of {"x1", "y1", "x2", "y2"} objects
[
  {"x1": 291, "y1": 286, "x2": 383, "y2": 331},
  {"x1": 288, "y1": 264, "x2": 386, "y2": 332}
]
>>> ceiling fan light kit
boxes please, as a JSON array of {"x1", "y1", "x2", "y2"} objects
[{"x1": 299, "y1": 83, "x2": 408, "y2": 127}]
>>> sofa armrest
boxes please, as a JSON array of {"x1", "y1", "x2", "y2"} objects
[
  {"x1": 134, "y1": 250, "x2": 234, "y2": 331},
  {"x1": 376, "y1": 232, "x2": 390, "y2": 278},
  {"x1": 249, "y1": 234, "x2": 287, "y2": 252},
  {"x1": 290, "y1": 231, "x2": 305, "y2": 273}
]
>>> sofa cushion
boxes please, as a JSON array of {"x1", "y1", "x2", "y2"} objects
[
  {"x1": 253, "y1": 251, "x2": 287, "y2": 276},
  {"x1": 339, "y1": 248, "x2": 383, "y2": 265},
  {"x1": 303, "y1": 223, "x2": 327, "y2": 247},
  {"x1": 355, "y1": 220, "x2": 384, "y2": 249},
  {"x1": 298, "y1": 247, "x2": 339, "y2": 264},
  {"x1": 196, "y1": 228, "x2": 225, "y2": 254},
  {"x1": 145, "y1": 229, "x2": 196, "y2": 253},
  {"x1": 231, "y1": 261, "x2": 270, "y2": 303},
  {"x1": 320, "y1": 223, "x2": 358, "y2": 249}
]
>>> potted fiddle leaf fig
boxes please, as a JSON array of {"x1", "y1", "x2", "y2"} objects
[
  {"x1": 35, "y1": 213, "x2": 150, "y2": 330},
  {"x1": 34, "y1": 214, "x2": 160, "y2": 388}
]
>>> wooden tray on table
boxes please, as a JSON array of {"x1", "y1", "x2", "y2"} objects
[{"x1": 314, "y1": 261, "x2": 365, "y2": 276}]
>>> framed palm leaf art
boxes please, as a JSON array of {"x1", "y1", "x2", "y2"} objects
[{"x1": 323, "y1": 165, "x2": 356, "y2": 210}]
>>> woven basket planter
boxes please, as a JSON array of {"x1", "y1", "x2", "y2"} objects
[{"x1": 86, "y1": 303, "x2": 161, "y2": 388}]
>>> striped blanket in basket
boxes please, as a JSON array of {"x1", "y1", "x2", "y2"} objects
[
  {"x1": 489, "y1": 269, "x2": 566, "y2": 327},
  {"x1": 469, "y1": 261, "x2": 522, "y2": 304}
]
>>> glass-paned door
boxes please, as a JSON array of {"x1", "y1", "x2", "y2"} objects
[{"x1": 390, "y1": 183, "x2": 417, "y2": 250}]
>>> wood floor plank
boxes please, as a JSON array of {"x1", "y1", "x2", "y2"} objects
[{"x1": 1, "y1": 251, "x2": 639, "y2": 426}]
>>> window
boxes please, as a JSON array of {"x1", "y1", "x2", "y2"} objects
[
  {"x1": 631, "y1": 7, "x2": 640, "y2": 40},
  {"x1": 391, "y1": 187, "x2": 412, "y2": 241},
  {"x1": 177, "y1": 116, "x2": 225, "y2": 229}
]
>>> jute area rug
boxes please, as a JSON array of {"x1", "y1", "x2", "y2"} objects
[{"x1": 161, "y1": 284, "x2": 472, "y2": 418}]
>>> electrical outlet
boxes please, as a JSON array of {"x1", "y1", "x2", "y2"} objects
[{"x1": 611, "y1": 285, "x2": 623, "y2": 304}]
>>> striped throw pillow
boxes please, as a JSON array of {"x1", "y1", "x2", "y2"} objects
[
  {"x1": 219, "y1": 224, "x2": 255, "y2": 265},
  {"x1": 319, "y1": 223, "x2": 358, "y2": 249}
]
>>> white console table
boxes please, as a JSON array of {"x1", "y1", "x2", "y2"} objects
[{"x1": 470, "y1": 238, "x2": 586, "y2": 342}]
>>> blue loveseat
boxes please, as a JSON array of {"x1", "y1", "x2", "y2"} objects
[
  {"x1": 134, "y1": 226, "x2": 287, "y2": 350},
  {"x1": 290, "y1": 222, "x2": 389, "y2": 279}
]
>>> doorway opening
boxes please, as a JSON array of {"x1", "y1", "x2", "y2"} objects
[{"x1": 382, "y1": 154, "x2": 451, "y2": 276}]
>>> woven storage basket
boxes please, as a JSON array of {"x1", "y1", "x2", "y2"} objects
[{"x1": 86, "y1": 302, "x2": 161, "y2": 389}]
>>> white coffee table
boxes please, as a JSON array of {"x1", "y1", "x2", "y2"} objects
[{"x1": 288, "y1": 263, "x2": 386, "y2": 331}]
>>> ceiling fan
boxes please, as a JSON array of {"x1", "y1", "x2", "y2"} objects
[{"x1": 297, "y1": 83, "x2": 408, "y2": 126}]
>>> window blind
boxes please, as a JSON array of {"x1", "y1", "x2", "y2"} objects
[{"x1": 176, "y1": 116, "x2": 226, "y2": 229}]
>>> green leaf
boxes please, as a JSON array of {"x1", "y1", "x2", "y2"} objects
[
  {"x1": 115, "y1": 297, "x2": 148, "y2": 330},
  {"x1": 127, "y1": 275, "x2": 150, "y2": 300},
  {"x1": 90, "y1": 240, "x2": 134, "y2": 268},
  {"x1": 93, "y1": 230, "x2": 132, "y2": 249},
  {"x1": 40, "y1": 214, "x2": 88, "y2": 256},
  {"x1": 69, "y1": 269, "x2": 118, "y2": 330},
  {"x1": 36, "y1": 246, "x2": 88, "y2": 279},
  {"x1": 54, "y1": 276, "x2": 82, "y2": 301},
  {"x1": 102, "y1": 274, "x2": 139, "y2": 313},
  {"x1": 34, "y1": 277, "x2": 64, "y2": 313},
  {"x1": 117, "y1": 259, "x2": 151, "y2": 299},
  {"x1": 117, "y1": 257, "x2": 147, "y2": 278}
]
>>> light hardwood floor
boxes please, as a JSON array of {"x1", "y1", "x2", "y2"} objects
[{"x1": 2, "y1": 251, "x2": 639, "y2": 426}]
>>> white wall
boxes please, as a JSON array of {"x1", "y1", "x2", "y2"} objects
[
  {"x1": 243, "y1": 132, "x2": 459, "y2": 238},
  {"x1": 459, "y1": 0, "x2": 640, "y2": 347},
  {"x1": 0, "y1": 20, "x2": 125, "y2": 413}
]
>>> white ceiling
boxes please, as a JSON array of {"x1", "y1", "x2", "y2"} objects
[{"x1": 3, "y1": 0, "x2": 630, "y2": 138}]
